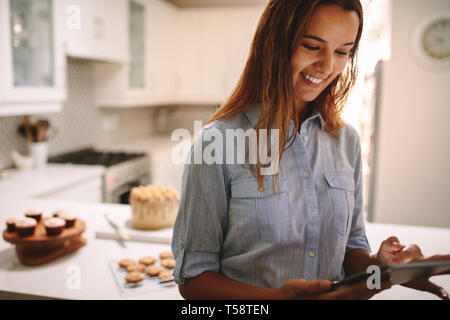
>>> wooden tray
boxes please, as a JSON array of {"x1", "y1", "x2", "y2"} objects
[{"x1": 3, "y1": 218, "x2": 87, "y2": 266}]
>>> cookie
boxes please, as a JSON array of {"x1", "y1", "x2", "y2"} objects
[
  {"x1": 118, "y1": 259, "x2": 136, "y2": 268},
  {"x1": 158, "y1": 270, "x2": 173, "y2": 280},
  {"x1": 139, "y1": 256, "x2": 157, "y2": 266},
  {"x1": 161, "y1": 258, "x2": 176, "y2": 269},
  {"x1": 125, "y1": 272, "x2": 145, "y2": 283},
  {"x1": 145, "y1": 265, "x2": 165, "y2": 277},
  {"x1": 159, "y1": 250, "x2": 174, "y2": 259},
  {"x1": 126, "y1": 263, "x2": 146, "y2": 273}
]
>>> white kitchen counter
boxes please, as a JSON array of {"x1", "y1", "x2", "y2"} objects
[{"x1": 0, "y1": 164, "x2": 105, "y2": 199}]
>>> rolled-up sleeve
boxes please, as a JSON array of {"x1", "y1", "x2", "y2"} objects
[
  {"x1": 346, "y1": 132, "x2": 371, "y2": 253},
  {"x1": 171, "y1": 127, "x2": 229, "y2": 284}
]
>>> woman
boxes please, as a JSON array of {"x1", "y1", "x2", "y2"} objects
[{"x1": 171, "y1": 0, "x2": 449, "y2": 299}]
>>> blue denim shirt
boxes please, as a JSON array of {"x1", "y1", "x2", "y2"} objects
[{"x1": 171, "y1": 104, "x2": 371, "y2": 289}]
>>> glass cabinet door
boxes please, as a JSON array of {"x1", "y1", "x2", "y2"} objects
[
  {"x1": 129, "y1": 1, "x2": 145, "y2": 88},
  {"x1": 10, "y1": 0, "x2": 54, "y2": 87}
]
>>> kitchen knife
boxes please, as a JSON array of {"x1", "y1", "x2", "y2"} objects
[{"x1": 104, "y1": 214, "x2": 131, "y2": 241}]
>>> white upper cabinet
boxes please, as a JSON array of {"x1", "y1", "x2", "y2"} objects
[
  {"x1": 0, "y1": 0, "x2": 265, "y2": 114},
  {"x1": 93, "y1": 2, "x2": 263, "y2": 108},
  {"x1": 147, "y1": 0, "x2": 178, "y2": 103},
  {"x1": 93, "y1": 0, "x2": 178, "y2": 107},
  {"x1": 175, "y1": 6, "x2": 263, "y2": 105},
  {"x1": 55, "y1": 0, "x2": 127, "y2": 63},
  {"x1": 0, "y1": 0, "x2": 66, "y2": 115}
]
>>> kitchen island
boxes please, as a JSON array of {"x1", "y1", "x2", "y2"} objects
[{"x1": 0, "y1": 166, "x2": 449, "y2": 300}]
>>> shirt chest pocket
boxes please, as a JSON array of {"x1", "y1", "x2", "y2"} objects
[
  {"x1": 230, "y1": 176, "x2": 292, "y2": 243},
  {"x1": 324, "y1": 172, "x2": 355, "y2": 236}
]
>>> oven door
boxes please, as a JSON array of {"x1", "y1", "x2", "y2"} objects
[{"x1": 108, "y1": 175, "x2": 151, "y2": 204}]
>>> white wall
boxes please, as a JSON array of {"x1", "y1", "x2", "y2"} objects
[{"x1": 372, "y1": 0, "x2": 450, "y2": 227}]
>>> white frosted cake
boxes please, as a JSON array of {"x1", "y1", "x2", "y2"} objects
[{"x1": 129, "y1": 185, "x2": 179, "y2": 230}]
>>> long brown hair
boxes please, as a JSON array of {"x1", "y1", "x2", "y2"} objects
[{"x1": 204, "y1": 0, "x2": 364, "y2": 192}]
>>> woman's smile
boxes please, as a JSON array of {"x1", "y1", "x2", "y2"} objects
[{"x1": 301, "y1": 71, "x2": 325, "y2": 88}]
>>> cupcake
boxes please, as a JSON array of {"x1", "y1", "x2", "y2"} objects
[
  {"x1": 44, "y1": 217, "x2": 66, "y2": 236},
  {"x1": 15, "y1": 218, "x2": 37, "y2": 237},
  {"x1": 6, "y1": 216, "x2": 21, "y2": 232},
  {"x1": 54, "y1": 209, "x2": 77, "y2": 228},
  {"x1": 25, "y1": 208, "x2": 43, "y2": 222},
  {"x1": 53, "y1": 208, "x2": 66, "y2": 218},
  {"x1": 59, "y1": 212, "x2": 77, "y2": 228}
]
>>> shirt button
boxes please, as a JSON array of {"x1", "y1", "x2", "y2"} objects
[
  {"x1": 303, "y1": 135, "x2": 308, "y2": 142},
  {"x1": 309, "y1": 250, "x2": 316, "y2": 257},
  {"x1": 179, "y1": 243, "x2": 184, "y2": 249},
  {"x1": 304, "y1": 171, "x2": 310, "y2": 178},
  {"x1": 311, "y1": 211, "x2": 317, "y2": 218}
]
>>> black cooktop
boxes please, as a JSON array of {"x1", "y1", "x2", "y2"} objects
[{"x1": 48, "y1": 148, "x2": 146, "y2": 167}]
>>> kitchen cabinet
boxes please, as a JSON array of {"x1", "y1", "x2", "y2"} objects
[
  {"x1": 93, "y1": 1, "x2": 263, "y2": 108},
  {"x1": 147, "y1": 0, "x2": 179, "y2": 103},
  {"x1": 175, "y1": 6, "x2": 263, "y2": 105},
  {"x1": 93, "y1": 0, "x2": 178, "y2": 107},
  {"x1": 55, "y1": 0, "x2": 128, "y2": 63},
  {"x1": 0, "y1": 0, "x2": 66, "y2": 116}
]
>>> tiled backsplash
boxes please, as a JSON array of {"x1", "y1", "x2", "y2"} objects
[{"x1": 0, "y1": 58, "x2": 217, "y2": 169}]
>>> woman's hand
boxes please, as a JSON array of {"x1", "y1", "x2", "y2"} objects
[
  {"x1": 376, "y1": 236, "x2": 450, "y2": 300},
  {"x1": 276, "y1": 278, "x2": 391, "y2": 300},
  {"x1": 377, "y1": 236, "x2": 419, "y2": 266}
]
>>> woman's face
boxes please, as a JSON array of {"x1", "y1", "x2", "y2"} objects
[{"x1": 291, "y1": 4, "x2": 360, "y2": 111}]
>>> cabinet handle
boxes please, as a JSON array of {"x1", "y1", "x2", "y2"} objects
[{"x1": 94, "y1": 17, "x2": 105, "y2": 40}]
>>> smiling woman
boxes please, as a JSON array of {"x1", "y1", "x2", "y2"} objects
[
  {"x1": 291, "y1": 4, "x2": 360, "y2": 118},
  {"x1": 171, "y1": 0, "x2": 450, "y2": 300}
]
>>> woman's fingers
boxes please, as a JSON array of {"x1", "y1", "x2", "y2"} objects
[
  {"x1": 381, "y1": 236, "x2": 405, "y2": 253},
  {"x1": 404, "y1": 278, "x2": 450, "y2": 300},
  {"x1": 426, "y1": 281, "x2": 450, "y2": 300},
  {"x1": 391, "y1": 244, "x2": 424, "y2": 264}
]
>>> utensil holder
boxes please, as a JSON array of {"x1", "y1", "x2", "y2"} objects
[{"x1": 28, "y1": 142, "x2": 48, "y2": 169}]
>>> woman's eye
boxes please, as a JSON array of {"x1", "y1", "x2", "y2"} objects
[
  {"x1": 302, "y1": 44, "x2": 319, "y2": 51},
  {"x1": 336, "y1": 50, "x2": 349, "y2": 56}
]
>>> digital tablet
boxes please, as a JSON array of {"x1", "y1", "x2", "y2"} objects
[{"x1": 329, "y1": 260, "x2": 450, "y2": 292}]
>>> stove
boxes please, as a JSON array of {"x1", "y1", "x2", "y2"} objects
[{"x1": 49, "y1": 148, "x2": 151, "y2": 204}]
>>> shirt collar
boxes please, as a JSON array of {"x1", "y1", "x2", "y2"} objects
[
  {"x1": 308, "y1": 109, "x2": 324, "y2": 130},
  {"x1": 244, "y1": 103, "x2": 324, "y2": 130},
  {"x1": 244, "y1": 103, "x2": 261, "y2": 128}
]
